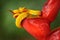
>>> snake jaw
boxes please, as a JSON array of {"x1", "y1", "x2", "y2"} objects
[{"x1": 13, "y1": 14, "x2": 20, "y2": 18}]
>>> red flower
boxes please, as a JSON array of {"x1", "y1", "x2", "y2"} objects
[{"x1": 21, "y1": 0, "x2": 60, "y2": 40}]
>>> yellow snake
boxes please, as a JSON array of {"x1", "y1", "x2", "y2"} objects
[{"x1": 10, "y1": 7, "x2": 41, "y2": 28}]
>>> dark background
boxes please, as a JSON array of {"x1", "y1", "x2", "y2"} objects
[{"x1": 0, "y1": 0, "x2": 60, "y2": 40}]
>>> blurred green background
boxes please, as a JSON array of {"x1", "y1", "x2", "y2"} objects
[{"x1": 0, "y1": 0, "x2": 60, "y2": 40}]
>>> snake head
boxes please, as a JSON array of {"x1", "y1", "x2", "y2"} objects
[{"x1": 10, "y1": 7, "x2": 28, "y2": 18}]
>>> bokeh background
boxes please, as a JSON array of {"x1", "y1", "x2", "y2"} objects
[{"x1": 0, "y1": 0, "x2": 60, "y2": 40}]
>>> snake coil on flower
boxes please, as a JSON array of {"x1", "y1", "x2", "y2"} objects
[{"x1": 10, "y1": 7, "x2": 41, "y2": 28}]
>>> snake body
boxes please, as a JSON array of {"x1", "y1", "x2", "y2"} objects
[{"x1": 11, "y1": 7, "x2": 41, "y2": 28}]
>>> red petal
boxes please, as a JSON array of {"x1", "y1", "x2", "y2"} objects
[
  {"x1": 22, "y1": 18, "x2": 50, "y2": 40},
  {"x1": 47, "y1": 27, "x2": 60, "y2": 40}
]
